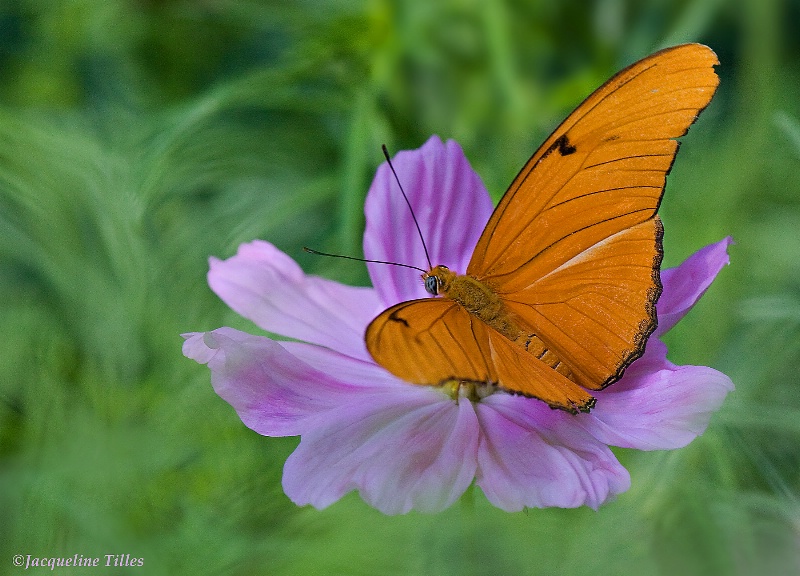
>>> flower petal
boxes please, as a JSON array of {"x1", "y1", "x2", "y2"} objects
[
  {"x1": 182, "y1": 327, "x2": 364, "y2": 437},
  {"x1": 656, "y1": 237, "x2": 733, "y2": 336},
  {"x1": 363, "y1": 135, "x2": 494, "y2": 306},
  {"x1": 280, "y1": 340, "x2": 404, "y2": 390},
  {"x1": 585, "y1": 362, "x2": 734, "y2": 450},
  {"x1": 475, "y1": 395, "x2": 630, "y2": 511},
  {"x1": 283, "y1": 390, "x2": 479, "y2": 514},
  {"x1": 207, "y1": 240, "x2": 382, "y2": 361}
]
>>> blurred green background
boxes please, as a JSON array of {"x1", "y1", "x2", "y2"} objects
[{"x1": 1, "y1": 0, "x2": 799, "y2": 574}]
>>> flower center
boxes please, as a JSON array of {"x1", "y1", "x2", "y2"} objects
[{"x1": 440, "y1": 379, "x2": 497, "y2": 403}]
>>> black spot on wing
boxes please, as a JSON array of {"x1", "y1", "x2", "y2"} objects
[
  {"x1": 540, "y1": 133, "x2": 577, "y2": 161},
  {"x1": 388, "y1": 309, "x2": 409, "y2": 327},
  {"x1": 555, "y1": 134, "x2": 577, "y2": 155}
]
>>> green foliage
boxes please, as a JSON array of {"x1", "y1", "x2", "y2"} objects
[{"x1": 2, "y1": 0, "x2": 799, "y2": 574}]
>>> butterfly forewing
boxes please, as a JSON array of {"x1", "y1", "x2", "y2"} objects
[
  {"x1": 366, "y1": 299, "x2": 496, "y2": 384},
  {"x1": 365, "y1": 299, "x2": 596, "y2": 412},
  {"x1": 470, "y1": 45, "x2": 718, "y2": 279}
]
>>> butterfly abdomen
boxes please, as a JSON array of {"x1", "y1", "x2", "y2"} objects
[{"x1": 522, "y1": 334, "x2": 575, "y2": 380}]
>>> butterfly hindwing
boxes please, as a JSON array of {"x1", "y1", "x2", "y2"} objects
[{"x1": 502, "y1": 217, "x2": 663, "y2": 390}]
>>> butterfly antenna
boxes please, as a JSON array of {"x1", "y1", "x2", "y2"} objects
[
  {"x1": 382, "y1": 144, "x2": 433, "y2": 270},
  {"x1": 303, "y1": 247, "x2": 427, "y2": 273}
]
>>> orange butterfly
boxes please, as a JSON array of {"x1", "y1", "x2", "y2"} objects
[{"x1": 366, "y1": 44, "x2": 719, "y2": 413}]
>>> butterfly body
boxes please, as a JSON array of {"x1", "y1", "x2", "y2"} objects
[
  {"x1": 423, "y1": 266, "x2": 511, "y2": 335},
  {"x1": 366, "y1": 44, "x2": 720, "y2": 413},
  {"x1": 422, "y1": 265, "x2": 574, "y2": 380}
]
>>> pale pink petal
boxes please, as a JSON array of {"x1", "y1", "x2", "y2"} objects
[
  {"x1": 208, "y1": 240, "x2": 382, "y2": 361},
  {"x1": 182, "y1": 327, "x2": 364, "y2": 437},
  {"x1": 627, "y1": 336, "x2": 675, "y2": 373},
  {"x1": 363, "y1": 135, "x2": 494, "y2": 306},
  {"x1": 656, "y1": 237, "x2": 733, "y2": 336},
  {"x1": 475, "y1": 395, "x2": 630, "y2": 511},
  {"x1": 585, "y1": 363, "x2": 734, "y2": 450},
  {"x1": 283, "y1": 390, "x2": 479, "y2": 514},
  {"x1": 279, "y1": 341, "x2": 404, "y2": 389}
]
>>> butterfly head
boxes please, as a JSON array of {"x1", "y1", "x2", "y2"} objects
[{"x1": 423, "y1": 265, "x2": 455, "y2": 296}]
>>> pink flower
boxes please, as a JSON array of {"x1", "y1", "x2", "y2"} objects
[{"x1": 183, "y1": 136, "x2": 734, "y2": 514}]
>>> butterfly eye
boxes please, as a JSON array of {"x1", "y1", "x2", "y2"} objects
[{"x1": 424, "y1": 275, "x2": 439, "y2": 296}]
